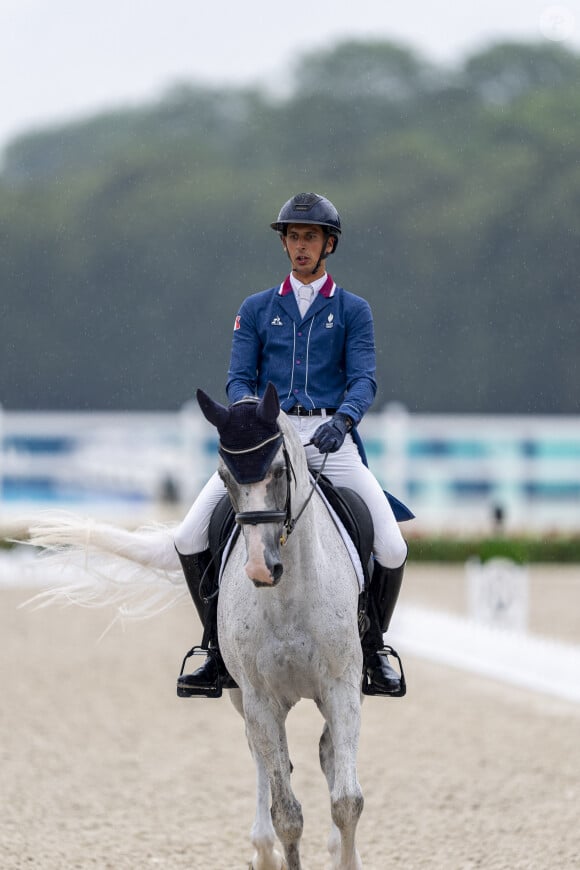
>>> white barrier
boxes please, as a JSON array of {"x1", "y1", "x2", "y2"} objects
[
  {"x1": 358, "y1": 405, "x2": 580, "y2": 534},
  {"x1": 1, "y1": 404, "x2": 579, "y2": 534},
  {"x1": 391, "y1": 604, "x2": 580, "y2": 705}
]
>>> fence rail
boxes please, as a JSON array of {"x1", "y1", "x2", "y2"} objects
[{"x1": 1, "y1": 404, "x2": 579, "y2": 534}]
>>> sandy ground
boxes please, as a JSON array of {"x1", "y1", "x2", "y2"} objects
[{"x1": 1, "y1": 563, "x2": 579, "y2": 870}]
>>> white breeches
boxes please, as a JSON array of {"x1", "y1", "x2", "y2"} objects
[{"x1": 173, "y1": 415, "x2": 407, "y2": 569}]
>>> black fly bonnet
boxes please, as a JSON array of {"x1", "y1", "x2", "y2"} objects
[
  {"x1": 197, "y1": 382, "x2": 283, "y2": 485},
  {"x1": 197, "y1": 381, "x2": 334, "y2": 541}
]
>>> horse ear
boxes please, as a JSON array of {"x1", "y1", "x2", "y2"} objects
[
  {"x1": 196, "y1": 389, "x2": 231, "y2": 429},
  {"x1": 257, "y1": 381, "x2": 280, "y2": 424}
]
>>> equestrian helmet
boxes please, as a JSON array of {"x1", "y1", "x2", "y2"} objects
[{"x1": 271, "y1": 193, "x2": 342, "y2": 252}]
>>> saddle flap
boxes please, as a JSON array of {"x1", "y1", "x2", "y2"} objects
[
  {"x1": 208, "y1": 494, "x2": 239, "y2": 580},
  {"x1": 315, "y1": 474, "x2": 374, "y2": 585}
]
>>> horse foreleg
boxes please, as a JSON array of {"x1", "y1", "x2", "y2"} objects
[
  {"x1": 245, "y1": 696, "x2": 302, "y2": 870},
  {"x1": 319, "y1": 722, "x2": 341, "y2": 860},
  {"x1": 318, "y1": 685, "x2": 364, "y2": 870},
  {"x1": 249, "y1": 752, "x2": 286, "y2": 870},
  {"x1": 229, "y1": 690, "x2": 286, "y2": 870}
]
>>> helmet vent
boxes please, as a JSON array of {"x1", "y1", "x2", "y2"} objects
[{"x1": 293, "y1": 192, "x2": 322, "y2": 211}]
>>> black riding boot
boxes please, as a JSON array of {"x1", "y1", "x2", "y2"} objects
[
  {"x1": 362, "y1": 560, "x2": 406, "y2": 696},
  {"x1": 175, "y1": 549, "x2": 237, "y2": 697}
]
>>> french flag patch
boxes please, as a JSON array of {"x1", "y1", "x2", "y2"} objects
[{"x1": 234, "y1": 315, "x2": 241, "y2": 331}]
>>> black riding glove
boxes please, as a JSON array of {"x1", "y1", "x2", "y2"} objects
[{"x1": 311, "y1": 413, "x2": 352, "y2": 454}]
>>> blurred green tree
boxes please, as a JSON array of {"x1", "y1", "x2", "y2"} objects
[{"x1": 1, "y1": 40, "x2": 578, "y2": 413}]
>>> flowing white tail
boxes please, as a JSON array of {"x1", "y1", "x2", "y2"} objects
[{"x1": 14, "y1": 512, "x2": 185, "y2": 622}]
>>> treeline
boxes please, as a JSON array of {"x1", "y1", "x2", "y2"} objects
[{"x1": 1, "y1": 39, "x2": 579, "y2": 413}]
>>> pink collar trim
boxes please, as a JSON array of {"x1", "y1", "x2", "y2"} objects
[{"x1": 278, "y1": 274, "x2": 335, "y2": 297}]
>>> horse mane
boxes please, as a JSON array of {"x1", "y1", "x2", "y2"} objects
[{"x1": 276, "y1": 411, "x2": 309, "y2": 479}]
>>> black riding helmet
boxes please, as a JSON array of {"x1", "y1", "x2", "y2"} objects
[{"x1": 270, "y1": 192, "x2": 342, "y2": 256}]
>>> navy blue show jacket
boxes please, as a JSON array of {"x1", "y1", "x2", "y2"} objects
[{"x1": 226, "y1": 274, "x2": 377, "y2": 424}]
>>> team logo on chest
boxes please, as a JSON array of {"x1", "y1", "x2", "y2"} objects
[
  {"x1": 271, "y1": 315, "x2": 283, "y2": 326},
  {"x1": 325, "y1": 314, "x2": 334, "y2": 329}
]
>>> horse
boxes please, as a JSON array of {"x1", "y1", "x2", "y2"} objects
[
  {"x1": 21, "y1": 382, "x2": 367, "y2": 870},
  {"x1": 197, "y1": 382, "x2": 365, "y2": 870}
]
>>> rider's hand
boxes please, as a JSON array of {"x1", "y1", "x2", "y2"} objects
[{"x1": 311, "y1": 413, "x2": 352, "y2": 454}]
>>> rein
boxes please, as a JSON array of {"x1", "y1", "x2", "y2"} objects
[
  {"x1": 221, "y1": 435, "x2": 328, "y2": 543},
  {"x1": 282, "y1": 443, "x2": 328, "y2": 543}
]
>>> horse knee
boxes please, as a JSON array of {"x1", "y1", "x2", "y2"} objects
[
  {"x1": 331, "y1": 789, "x2": 364, "y2": 831},
  {"x1": 271, "y1": 797, "x2": 303, "y2": 847}
]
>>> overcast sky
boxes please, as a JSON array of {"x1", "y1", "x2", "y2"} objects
[{"x1": 2, "y1": 0, "x2": 578, "y2": 152}]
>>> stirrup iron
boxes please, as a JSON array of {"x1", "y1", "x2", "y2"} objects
[
  {"x1": 177, "y1": 645, "x2": 223, "y2": 699},
  {"x1": 362, "y1": 644, "x2": 407, "y2": 698}
]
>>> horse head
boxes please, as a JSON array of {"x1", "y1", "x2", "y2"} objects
[{"x1": 197, "y1": 382, "x2": 290, "y2": 587}]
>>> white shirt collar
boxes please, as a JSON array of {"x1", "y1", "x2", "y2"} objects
[{"x1": 289, "y1": 272, "x2": 327, "y2": 298}]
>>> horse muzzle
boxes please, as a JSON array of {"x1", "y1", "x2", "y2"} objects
[{"x1": 247, "y1": 559, "x2": 284, "y2": 587}]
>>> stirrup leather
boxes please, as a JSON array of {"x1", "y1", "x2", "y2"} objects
[
  {"x1": 362, "y1": 645, "x2": 407, "y2": 698},
  {"x1": 177, "y1": 645, "x2": 223, "y2": 698}
]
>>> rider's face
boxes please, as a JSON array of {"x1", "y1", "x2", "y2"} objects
[{"x1": 282, "y1": 223, "x2": 334, "y2": 282}]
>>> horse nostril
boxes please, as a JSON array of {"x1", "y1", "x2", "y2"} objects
[{"x1": 272, "y1": 562, "x2": 283, "y2": 583}]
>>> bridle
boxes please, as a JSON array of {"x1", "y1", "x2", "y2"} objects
[{"x1": 219, "y1": 433, "x2": 328, "y2": 545}]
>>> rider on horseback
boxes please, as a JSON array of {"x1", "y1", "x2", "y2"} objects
[{"x1": 174, "y1": 192, "x2": 409, "y2": 697}]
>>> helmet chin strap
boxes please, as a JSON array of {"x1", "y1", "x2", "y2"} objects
[{"x1": 310, "y1": 233, "x2": 332, "y2": 276}]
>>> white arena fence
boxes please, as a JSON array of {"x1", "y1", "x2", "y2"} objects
[{"x1": 1, "y1": 403, "x2": 579, "y2": 535}]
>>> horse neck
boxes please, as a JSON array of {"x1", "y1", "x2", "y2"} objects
[
  {"x1": 278, "y1": 414, "x2": 312, "y2": 503},
  {"x1": 276, "y1": 416, "x2": 327, "y2": 565}
]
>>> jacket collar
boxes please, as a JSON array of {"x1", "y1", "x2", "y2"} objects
[
  {"x1": 277, "y1": 274, "x2": 337, "y2": 324},
  {"x1": 278, "y1": 273, "x2": 336, "y2": 299}
]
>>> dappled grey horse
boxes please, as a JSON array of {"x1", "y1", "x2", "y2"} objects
[{"x1": 199, "y1": 382, "x2": 364, "y2": 870}]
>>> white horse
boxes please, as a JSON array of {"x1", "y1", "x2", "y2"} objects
[
  {"x1": 22, "y1": 383, "x2": 366, "y2": 870},
  {"x1": 198, "y1": 383, "x2": 364, "y2": 870}
]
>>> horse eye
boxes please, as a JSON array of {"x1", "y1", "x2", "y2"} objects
[{"x1": 273, "y1": 465, "x2": 286, "y2": 480}]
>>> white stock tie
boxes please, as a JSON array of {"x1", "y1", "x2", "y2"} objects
[{"x1": 298, "y1": 286, "x2": 313, "y2": 317}]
